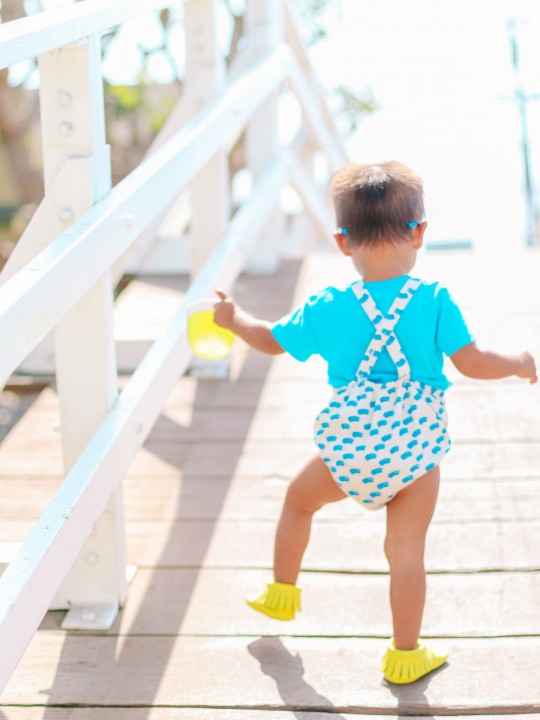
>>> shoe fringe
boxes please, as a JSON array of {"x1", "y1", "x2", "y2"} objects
[
  {"x1": 380, "y1": 641, "x2": 447, "y2": 684},
  {"x1": 261, "y1": 582, "x2": 302, "y2": 613}
]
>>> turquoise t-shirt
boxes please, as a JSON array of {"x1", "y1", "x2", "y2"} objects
[{"x1": 271, "y1": 275, "x2": 474, "y2": 390}]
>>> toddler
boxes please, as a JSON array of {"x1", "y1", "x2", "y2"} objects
[{"x1": 213, "y1": 161, "x2": 537, "y2": 685}]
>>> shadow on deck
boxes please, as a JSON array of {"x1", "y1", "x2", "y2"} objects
[{"x1": 1, "y1": 250, "x2": 540, "y2": 718}]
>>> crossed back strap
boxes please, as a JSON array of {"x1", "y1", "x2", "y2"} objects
[{"x1": 352, "y1": 277, "x2": 421, "y2": 380}]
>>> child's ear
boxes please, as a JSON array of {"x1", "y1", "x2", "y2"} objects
[
  {"x1": 411, "y1": 221, "x2": 427, "y2": 249},
  {"x1": 334, "y1": 231, "x2": 352, "y2": 256}
]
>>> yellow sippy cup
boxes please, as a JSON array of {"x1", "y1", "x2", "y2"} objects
[{"x1": 187, "y1": 299, "x2": 235, "y2": 360}]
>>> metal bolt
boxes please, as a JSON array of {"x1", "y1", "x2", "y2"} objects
[
  {"x1": 57, "y1": 90, "x2": 73, "y2": 107},
  {"x1": 60, "y1": 121, "x2": 74, "y2": 137},
  {"x1": 59, "y1": 207, "x2": 74, "y2": 224}
]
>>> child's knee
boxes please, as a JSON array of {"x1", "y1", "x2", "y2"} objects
[
  {"x1": 384, "y1": 533, "x2": 425, "y2": 567},
  {"x1": 285, "y1": 480, "x2": 323, "y2": 515}
]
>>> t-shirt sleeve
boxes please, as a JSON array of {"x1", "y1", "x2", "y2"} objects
[
  {"x1": 435, "y1": 285, "x2": 475, "y2": 356},
  {"x1": 271, "y1": 293, "x2": 321, "y2": 361}
]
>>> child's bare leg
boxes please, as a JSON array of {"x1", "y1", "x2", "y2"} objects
[
  {"x1": 384, "y1": 467, "x2": 440, "y2": 649},
  {"x1": 274, "y1": 455, "x2": 347, "y2": 585}
]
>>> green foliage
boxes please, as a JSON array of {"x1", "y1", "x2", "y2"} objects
[
  {"x1": 332, "y1": 85, "x2": 381, "y2": 135},
  {"x1": 292, "y1": 0, "x2": 342, "y2": 43},
  {"x1": 291, "y1": 0, "x2": 379, "y2": 132},
  {"x1": 106, "y1": 85, "x2": 145, "y2": 115}
]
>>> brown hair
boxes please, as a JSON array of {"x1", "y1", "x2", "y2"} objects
[{"x1": 330, "y1": 161, "x2": 424, "y2": 246}]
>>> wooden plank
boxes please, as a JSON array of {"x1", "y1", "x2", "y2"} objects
[
  {"x1": 32, "y1": 435, "x2": 525, "y2": 482},
  {"x1": 16, "y1": 711, "x2": 535, "y2": 720},
  {"x1": 1, "y1": 476, "x2": 540, "y2": 526},
  {"x1": 1, "y1": 250, "x2": 539, "y2": 711},
  {"x1": 32, "y1": 566, "x2": 540, "y2": 639},
  {"x1": 1, "y1": 478, "x2": 539, "y2": 572},
  {"x1": 446, "y1": 384, "x2": 540, "y2": 441},
  {"x1": 123, "y1": 518, "x2": 540, "y2": 574},
  {"x1": 36, "y1": 568, "x2": 540, "y2": 638},
  {"x1": 2, "y1": 635, "x2": 540, "y2": 712},
  {"x1": 2, "y1": 390, "x2": 539, "y2": 447}
]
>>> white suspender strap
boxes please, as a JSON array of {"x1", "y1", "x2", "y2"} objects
[{"x1": 352, "y1": 277, "x2": 421, "y2": 379}]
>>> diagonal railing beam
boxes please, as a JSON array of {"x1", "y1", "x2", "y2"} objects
[
  {"x1": 0, "y1": 151, "x2": 290, "y2": 692},
  {"x1": 0, "y1": 46, "x2": 292, "y2": 389},
  {"x1": 0, "y1": 42, "x2": 345, "y2": 389},
  {"x1": 0, "y1": 0, "x2": 176, "y2": 70}
]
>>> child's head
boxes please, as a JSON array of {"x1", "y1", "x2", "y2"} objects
[{"x1": 330, "y1": 161, "x2": 425, "y2": 246}]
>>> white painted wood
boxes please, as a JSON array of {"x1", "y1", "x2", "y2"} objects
[
  {"x1": 118, "y1": 157, "x2": 311, "y2": 371},
  {"x1": 113, "y1": 277, "x2": 185, "y2": 371},
  {"x1": 124, "y1": 219, "x2": 191, "y2": 276},
  {"x1": 0, "y1": 543, "x2": 20, "y2": 575},
  {"x1": 0, "y1": 0, "x2": 349, "y2": 688},
  {"x1": 117, "y1": 91, "x2": 198, "y2": 277},
  {"x1": 185, "y1": 0, "x2": 229, "y2": 279},
  {"x1": 38, "y1": 37, "x2": 126, "y2": 624},
  {"x1": 121, "y1": 51, "x2": 222, "y2": 277},
  {"x1": 289, "y1": 155, "x2": 334, "y2": 242},
  {"x1": 0, "y1": 0, "x2": 175, "y2": 70},
  {"x1": 0, "y1": 151, "x2": 289, "y2": 692},
  {"x1": 284, "y1": 1, "x2": 346, "y2": 164},
  {"x1": 0, "y1": 47, "x2": 291, "y2": 389},
  {"x1": 118, "y1": 1, "x2": 346, "y2": 277},
  {"x1": 287, "y1": 59, "x2": 346, "y2": 170},
  {"x1": 190, "y1": 153, "x2": 230, "y2": 277},
  {"x1": 244, "y1": 0, "x2": 284, "y2": 274},
  {"x1": 0, "y1": 158, "x2": 93, "y2": 286},
  {"x1": 184, "y1": 0, "x2": 230, "y2": 378},
  {"x1": 0, "y1": 157, "x2": 95, "y2": 375},
  {"x1": 51, "y1": 288, "x2": 126, "y2": 619}
]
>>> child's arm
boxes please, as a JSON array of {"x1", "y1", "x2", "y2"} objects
[
  {"x1": 213, "y1": 289, "x2": 285, "y2": 355},
  {"x1": 450, "y1": 342, "x2": 537, "y2": 384}
]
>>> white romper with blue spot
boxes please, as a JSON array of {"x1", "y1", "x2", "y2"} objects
[{"x1": 313, "y1": 277, "x2": 451, "y2": 509}]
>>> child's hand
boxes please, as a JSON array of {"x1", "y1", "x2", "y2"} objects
[
  {"x1": 213, "y1": 288, "x2": 283, "y2": 355},
  {"x1": 214, "y1": 288, "x2": 238, "y2": 330},
  {"x1": 517, "y1": 351, "x2": 538, "y2": 384}
]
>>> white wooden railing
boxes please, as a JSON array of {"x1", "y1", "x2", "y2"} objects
[{"x1": 0, "y1": 0, "x2": 346, "y2": 690}]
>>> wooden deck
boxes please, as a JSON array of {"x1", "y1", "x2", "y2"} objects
[{"x1": 1, "y1": 248, "x2": 540, "y2": 718}]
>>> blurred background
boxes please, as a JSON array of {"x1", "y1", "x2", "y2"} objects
[{"x1": 0, "y1": 0, "x2": 538, "y2": 271}]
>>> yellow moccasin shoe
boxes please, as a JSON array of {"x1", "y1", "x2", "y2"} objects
[
  {"x1": 246, "y1": 581, "x2": 301, "y2": 621},
  {"x1": 380, "y1": 639, "x2": 448, "y2": 684}
]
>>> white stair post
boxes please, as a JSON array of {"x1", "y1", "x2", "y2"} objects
[
  {"x1": 38, "y1": 38, "x2": 127, "y2": 629},
  {"x1": 244, "y1": 0, "x2": 284, "y2": 273},
  {"x1": 185, "y1": 0, "x2": 231, "y2": 377},
  {"x1": 186, "y1": 0, "x2": 229, "y2": 279}
]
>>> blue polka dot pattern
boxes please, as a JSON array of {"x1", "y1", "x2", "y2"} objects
[{"x1": 313, "y1": 278, "x2": 451, "y2": 511}]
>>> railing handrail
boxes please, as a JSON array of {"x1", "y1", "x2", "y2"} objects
[
  {"x1": 0, "y1": 45, "x2": 292, "y2": 389},
  {"x1": 0, "y1": 0, "x2": 176, "y2": 71},
  {"x1": 0, "y1": 150, "x2": 292, "y2": 690},
  {"x1": 0, "y1": 0, "x2": 347, "y2": 692}
]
